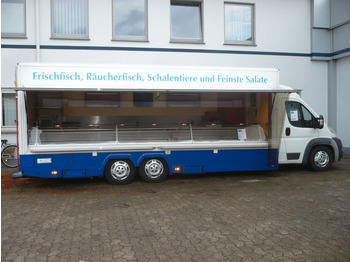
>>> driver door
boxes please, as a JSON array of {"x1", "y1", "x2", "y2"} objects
[{"x1": 280, "y1": 101, "x2": 319, "y2": 163}]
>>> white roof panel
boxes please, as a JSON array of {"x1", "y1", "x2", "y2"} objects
[{"x1": 15, "y1": 63, "x2": 292, "y2": 92}]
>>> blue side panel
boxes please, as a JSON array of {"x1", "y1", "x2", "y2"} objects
[
  {"x1": 19, "y1": 148, "x2": 277, "y2": 179},
  {"x1": 20, "y1": 152, "x2": 134, "y2": 178},
  {"x1": 168, "y1": 149, "x2": 277, "y2": 174},
  {"x1": 19, "y1": 151, "x2": 157, "y2": 178}
]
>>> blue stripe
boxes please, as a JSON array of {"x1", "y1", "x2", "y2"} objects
[
  {"x1": 2, "y1": 44, "x2": 350, "y2": 57},
  {"x1": 2, "y1": 44, "x2": 36, "y2": 49},
  {"x1": 38, "y1": 45, "x2": 312, "y2": 57},
  {"x1": 332, "y1": 47, "x2": 350, "y2": 56},
  {"x1": 310, "y1": 52, "x2": 332, "y2": 57}
]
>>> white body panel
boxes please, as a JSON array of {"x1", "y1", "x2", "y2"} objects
[{"x1": 279, "y1": 93, "x2": 339, "y2": 164}]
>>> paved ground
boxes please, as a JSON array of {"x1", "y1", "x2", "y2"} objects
[{"x1": 2, "y1": 157, "x2": 350, "y2": 262}]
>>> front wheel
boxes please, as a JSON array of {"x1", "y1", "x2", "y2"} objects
[
  {"x1": 1, "y1": 145, "x2": 18, "y2": 168},
  {"x1": 309, "y1": 146, "x2": 333, "y2": 171},
  {"x1": 104, "y1": 159, "x2": 136, "y2": 185},
  {"x1": 139, "y1": 158, "x2": 169, "y2": 183}
]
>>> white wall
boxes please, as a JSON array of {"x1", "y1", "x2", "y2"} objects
[
  {"x1": 0, "y1": 0, "x2": 337, "y2": 146},
  {"x1": 2, "y1": 0, "x2": 313, "y2": 50},
  {"x1": 1, "y1": 49, "x2": 36, "y2": 87},
  {"x1": 336, "y1": 56, "x2": 350, "y2": 149}
]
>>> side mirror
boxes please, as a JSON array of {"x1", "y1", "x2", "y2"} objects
[{"x1": 313, "y1": 115, "x2": 324, "y2": 129}]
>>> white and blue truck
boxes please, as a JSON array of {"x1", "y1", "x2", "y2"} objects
[{"x1": 13, "y1": 63, "x2": 342, "y2": 184}]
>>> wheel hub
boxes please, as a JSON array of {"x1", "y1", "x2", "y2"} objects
[
  {"x1": 314, "y1": 151, "x2": 329, "y2": 168},
  {"x1": 144, "y1": 159, "x2": 164, "y2": 179},
  {"x1": 110, "y1": 161, "x2": 130, "y2": 180}
]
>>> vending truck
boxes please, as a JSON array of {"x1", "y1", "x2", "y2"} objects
[{"x1": 13, "y1": 63, "x2": 342, "y2": 184}]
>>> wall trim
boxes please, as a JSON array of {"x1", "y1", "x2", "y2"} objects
[
  {"x1": 2, "y1": 44, "x2": 349, "y2": 59},
  {"x1": 1, "y1": 44, "x2": 310, "y2": 57}
]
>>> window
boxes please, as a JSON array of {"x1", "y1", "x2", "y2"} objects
[
  {"x1": 170, "y1": 1, "x2": 203, "y2": 43},
  {"x1": 2, "y1": 93, "x2": 16, "y2": 127},
  {"x1": 133, "y1": 92, "x2": 153, "y2": 107},
  {"x1": 113, "y1": 0, "x2": 148, "y2": 41},
  {"x1": 224, "y1": 2, "x2": 255, "y2": 45},
  {"x1": 26, "y1": 91, "x2": 270, "y2": 145},
  {"x1": 51, "y1": 0, "x2": 89, "y2": 39},
  {"x1": 1, "y1": 0, "x2": 26, "y2": 38},
  {"x1": 286, "y1": 101, "x2": 314, "y2": 128}
]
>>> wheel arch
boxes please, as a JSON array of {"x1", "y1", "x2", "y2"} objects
[
  {"x1": 100, "y1": 153, "x2": 137, "y2": 176},
  {"x1": 135, "y1": 152, "x2": 170, "y2": 167},
  {"x1": 302, "y1": 138, "x2": 336, "y2": 164}
]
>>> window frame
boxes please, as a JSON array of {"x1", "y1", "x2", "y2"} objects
[
  {"x1": 286, "y1": 101, "x2": 315, "y2": 128},
  {"x1": 112, "y1": 0, "x2": 149, "y2": 42},
  {"x1": 1, "y1": 0, "x2": 27, "y2": 38},
  {"x1": 25, "y1": 91, "x2": 271, "y2": 145},
  {"x1": 224, "y1": 2, "x2": 256, "y2": 46},
  {"x1": 50, "y1": 0, "x2": 89, "y2": 40},
  {"x1": 170, "y1": 0, "x2": 204, "y2": 44}
]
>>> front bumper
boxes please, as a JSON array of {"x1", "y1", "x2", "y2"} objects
[{"x1": 333, "y1": 137, "x2": 343, "y2": 161}]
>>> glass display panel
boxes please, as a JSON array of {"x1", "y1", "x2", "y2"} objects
[{"x1": 26, "y1": 91, "x2": 273, "y2": 145}]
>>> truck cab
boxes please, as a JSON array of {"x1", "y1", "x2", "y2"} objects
[{"x1": 279, "y1": 92, "x2": 343, "y2": 171}]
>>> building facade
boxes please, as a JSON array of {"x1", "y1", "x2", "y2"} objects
[{"x1": 1, "y1": 0, "x2": 350, "y2": 152}]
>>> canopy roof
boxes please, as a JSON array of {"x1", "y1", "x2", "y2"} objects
[{"x1": 15, "y1": 63, "x2": 294, "y2": 93}]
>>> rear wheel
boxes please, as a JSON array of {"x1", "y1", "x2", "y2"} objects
[
  {"x1": 309, "y1": 146, "x2": 333, "y2": 171},
  {"x1": 104, "y1": 159, "x2": 136, "y2": 185},
  {"x1": 139, "y1": 158, "x2": 169, "y2": 183}
]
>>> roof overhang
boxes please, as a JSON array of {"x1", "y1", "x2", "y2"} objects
[{"x1": 15, "y1": 63, "x2": 293, "y2": 93}]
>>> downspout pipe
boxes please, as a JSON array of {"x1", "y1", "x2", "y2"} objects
[{"x1": 35, "y1": 0, "x2": 40, "y2": 62}]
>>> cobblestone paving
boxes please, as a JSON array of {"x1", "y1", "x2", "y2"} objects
[{"x1": 2, "y1": 157, "x2": 350, "y2": 261}]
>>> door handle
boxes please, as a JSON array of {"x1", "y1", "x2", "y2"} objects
[{"x1": 286, "y1": 127, "x2": 291, "y2": 136}]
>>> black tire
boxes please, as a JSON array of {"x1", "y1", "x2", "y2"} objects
[
  {"x1": 309, "y1": 146, "x2": 333, "y2": 171},
  {"x1": 1, "y1": 145, "x2": 18, "y2": 168},
  {"x1": 139, "y1": 158, "x2": 169, "y2": 183},
  {"x1": 104, "y1": 159, "x2": 136, "y2": 185}
]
